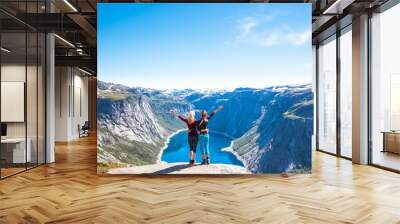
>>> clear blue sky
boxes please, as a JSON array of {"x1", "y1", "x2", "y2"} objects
[{"x1": 98, "y1": 3, "x2": 311, "y2": 90}]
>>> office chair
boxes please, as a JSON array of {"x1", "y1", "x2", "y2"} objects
[{"x1": 79, "y1": 121, "x2": 90, "y2": 138}]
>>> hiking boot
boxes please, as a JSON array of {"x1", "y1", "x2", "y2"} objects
[
  {"x1": 189, "y1": 160, "x2": 195, "y2": 166},
  {"x1": 201, "y1": 159, "x2": 206, "y2": 165},
  {"x1": 206, "y1": 158, "x2": 210, "y2": 165}
]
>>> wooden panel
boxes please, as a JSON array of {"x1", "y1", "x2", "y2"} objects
[
  {"x1": 385, "y1": 132, "x2": 400, "y2": 154},
  {"x1": 88, "y1": 77, "x2": 97, "y2": 132}
]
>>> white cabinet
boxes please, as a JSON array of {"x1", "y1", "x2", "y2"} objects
[{"x1": 1, "y1": 138, "x2": 32, "y2": 163}]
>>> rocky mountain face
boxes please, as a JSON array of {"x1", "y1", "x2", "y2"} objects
[
  {"x1": 97, "y1": 81, "x2": 313, "y2": 173},
  {"x1": 231, "y1": 87, "x2": 313, "y2": 173},
  {"x1": 97, "y1": 82, "x2": 189, "y2": 165}
]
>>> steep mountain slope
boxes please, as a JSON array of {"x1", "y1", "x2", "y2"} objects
[
  {"x1": 232, "y1": 87, "x2": 313, "y2": 173},
  {"x1": 97, "y1": 82, "x2": 188, "y2": 165}
]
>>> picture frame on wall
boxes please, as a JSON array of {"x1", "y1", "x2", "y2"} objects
[{"x1": 97, "y1": 3, "x2": 313, "y2": 175}]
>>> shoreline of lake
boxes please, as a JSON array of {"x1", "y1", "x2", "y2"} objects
[
  {"x1": 220, "y1": 140, "x2": 248, "y2": 169},
  {"x1": 161, "y1": 130, "x2": 244, "y2": 167},
  {"x1": 157, "y1": 128, "x2": 186, "y2": 164}
]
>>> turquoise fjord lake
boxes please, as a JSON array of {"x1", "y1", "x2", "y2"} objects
[{"x1": 161, "y1": 131, "x2": 244, "y2": 166}]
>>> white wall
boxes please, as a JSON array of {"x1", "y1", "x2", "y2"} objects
[
  {"x1": 370, "y1": 4, "x2": 400, "y2": 160},
  {"x1": 73, "y1": 73, "x2": 89, "y2": 137},
  {"x1": 55, "y1": 67, "x2": 89, "y2": 141},
  {"x1": 1, "y1": 65, "x2": 39, "y2": 137},
  {"x1": 339, "y1": 30, "x2": 353, "y2": 158},
  {"x1": 318, "y1": 38, "x2": 337, "y2": 154},
  {"x1": 55, "y1": 67, "x2": 69, "y2": 141},
  {"x1": 1, "y1": 63, "x2": 47, "y2": 164},
  {"x1": 372, "y1": 4, "x2": 400, "y2": 132}
]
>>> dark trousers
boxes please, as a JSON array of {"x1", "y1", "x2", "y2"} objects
[{"x1": 188, "y1": 135, "x2": 199, "y2": 153}]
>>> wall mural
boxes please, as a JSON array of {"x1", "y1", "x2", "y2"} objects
[{"x1": 97, "y1": 3, "x2": 313, "y2": 174}]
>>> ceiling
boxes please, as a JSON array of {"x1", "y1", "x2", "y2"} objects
[
  {"x1": 0, "y1": 0, "x2": 395, "y2": 75},
  {"x1": 0, "y1": 0, "x2": 97, "y2": 74}
]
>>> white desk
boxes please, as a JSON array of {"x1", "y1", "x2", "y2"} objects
[{"x1": 1, "y1": 138, "x2": 31, "y2": 163}]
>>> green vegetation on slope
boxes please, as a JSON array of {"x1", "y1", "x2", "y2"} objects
[
  {"x1": 98, "y1": 127, "x2": 164, "y2": 166},
  {"x1": 98, "y1": 91, "x2": 129, "y2": 100}
]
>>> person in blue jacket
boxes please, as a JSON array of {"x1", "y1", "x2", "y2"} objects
[{"x1": 198, "y1": 105, "x2": 223, "y2": 165}]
